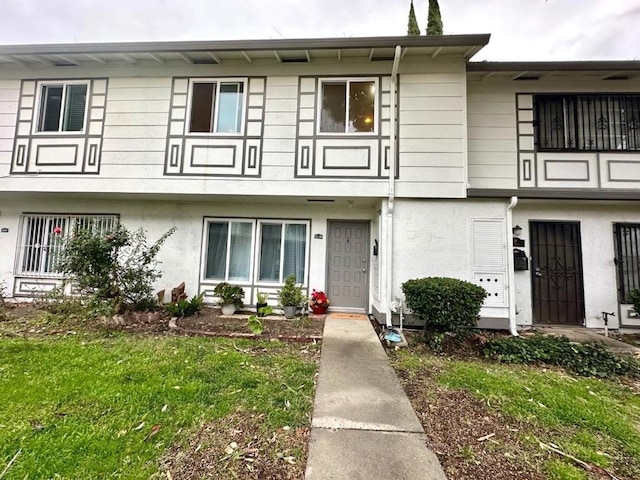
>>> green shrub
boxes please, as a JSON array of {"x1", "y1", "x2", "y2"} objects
[
  {"x1": 278, "y1": 274, "x2": 304, "y2": 307},
  {"x1": 482, "y1": 334, "x2": 640, "y2": 378},
  {"x1": 629, "y1": 288, "x2": 640, "y2": 315},
  {"x1": 34, "y1": 287, "x2": 86, "y2": 317},
  {"x1": 59, "y1": 225, "x2": 176, "y2": 315},
  {"x1": 402, "y1": 277, "x2": 487, "y2": 343},
  {"x1": 165, "y1": 293, "x2": 204, "y2": 318},
  {"x1": 213, "y1": 282, "x2": 245, "y2": 309}
]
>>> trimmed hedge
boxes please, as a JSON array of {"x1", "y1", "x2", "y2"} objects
[
  {"x1": 402, "y1": 277, "x2": 487, "y2": 337},
  {"x1": 482, "y1": 334, "x2": 640, "y2": 378}
]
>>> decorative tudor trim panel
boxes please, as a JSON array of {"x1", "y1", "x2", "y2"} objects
[
  {"x1": 11, "y1": 78, "x2": 108, "y2": 174},
  {"x1": 164, "y1": 76, "x2": 265, "y2": 177}
]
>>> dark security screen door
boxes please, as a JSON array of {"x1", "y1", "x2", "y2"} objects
[{"x1": 530, "y1": 221, "x2": 585, "y2": 325}]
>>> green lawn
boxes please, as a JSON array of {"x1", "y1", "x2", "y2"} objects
[
  {"x1": 393, "y1": 351, "x2": 640, "y2": 479},
  {"x1": 0, "y1": 331, "x2": 318, "y2": 478}
]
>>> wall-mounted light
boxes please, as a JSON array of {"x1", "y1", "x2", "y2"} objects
[{"x1": 512, "y1": 225, "x2": 523, "y2": 236}]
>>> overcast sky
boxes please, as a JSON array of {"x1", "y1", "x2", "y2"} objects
[{"x1": 0, "y1": 0, "x2": 638, "y2": 61}]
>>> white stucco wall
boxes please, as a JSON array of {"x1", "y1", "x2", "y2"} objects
[
  {"x1": 373, "y1": 198, "x2": 511, "y2": 321},
  {"x1": 513, "y1": 200, "x2": 640, "y2": 329},
  {"x1": 0, "y1": 194, "x2": 379, "y2": 307}
]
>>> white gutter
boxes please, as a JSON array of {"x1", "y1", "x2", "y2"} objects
[
  {"x1": 506, "y1": 196, "x2": 519, "y2": 336},
  {"x1": 386, "y1": 45, "x2": 402, "y2": 328}
]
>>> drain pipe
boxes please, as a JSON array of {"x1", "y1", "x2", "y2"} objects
[
  {"x1": 386, "y1": 45, "x2": 402, "y2": 328},
  {"x1": 506, "y1": 196, "x2": 519, "y2": 336}
]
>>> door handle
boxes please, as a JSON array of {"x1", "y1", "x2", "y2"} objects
[
  {"x1": 362, "y1": 268, "x2": 366, "y2": 273},
  {"x1": 534, "y1": 267, "x2": 543, "y2": 278}
]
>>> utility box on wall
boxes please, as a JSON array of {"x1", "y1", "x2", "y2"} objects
[{"x1": 514, "y1": 249, "x2": 528, "y2": 270}]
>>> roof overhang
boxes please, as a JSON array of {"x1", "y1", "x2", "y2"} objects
[
  {"x1": 0, "y1": 34, "x2": 490, "y2": 69},
  {"x1": 468, "y1": 60, "x2": 640, "y2": 81}
]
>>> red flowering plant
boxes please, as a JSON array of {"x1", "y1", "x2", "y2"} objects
[{"x1": 309, "y1": 289, "x2": 330, "y2": 309}]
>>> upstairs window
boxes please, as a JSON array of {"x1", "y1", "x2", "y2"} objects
[
  {"x1": 37, "y1": 83, "x2": 88, "y2": 133},
  {"x1": 319, "y1": 79, "x2": 376, "y2": 134},
  {"x1": 535, "y1": 94, "x2": 640, "y2": 152},
  {"x1": 188, "y1": 79, "x2": 245, "y2": 134}
]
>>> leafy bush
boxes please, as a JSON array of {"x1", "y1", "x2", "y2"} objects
[
  {"x1": 278, "y1": 274, "x2": 304, "y2": 307},
  {"x1": 482, "y1": 334, "x2": 640, "y2": 378},
  {"x1": 59, "y1": 225, "x2": 176, "y2": 315},
  {"x1": 165, "y1": 293, "x2": 204, "y2": 318},
  {"x1": 34, "y1": 286, "x2": 86, "y2": 317},
  {"x1": 213, "y1": 282, "x2": 245, "y2": 309},
  {"x1": 402, "y1": 277, "x2": 487, "y2": 344},
  {"x1": 629, "y1": 288, "x2": 640, "y2": 315}
]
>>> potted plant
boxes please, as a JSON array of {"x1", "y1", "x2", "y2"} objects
[
  {"x1": 256, "y1": 291, "x2": 269, "y2": 317},
  {"x1": 213, "y1": 282, "x2": 245, "y2": 315},
  {"x1": 278, "y1": 274, "x2": 304, "y2": 319},
  {"x1": 309, "y1": 289, "x2": 330, "y2": 314}
]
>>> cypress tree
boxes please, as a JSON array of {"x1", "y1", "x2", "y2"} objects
[
  {"x1": 407, "y1": 0, "x2": 420, "y2": 36},
  {"x1": 427, "y1": 0, "x2": 443, "y2": 35}
]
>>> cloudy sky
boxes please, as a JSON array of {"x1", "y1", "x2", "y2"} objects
[{"x1": 0, "y1": 0, "x2": 638, "y2": 61}]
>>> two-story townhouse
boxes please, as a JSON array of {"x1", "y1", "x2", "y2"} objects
[
  {"x1": 0, "y1": 34, "x2": 501, "y2": 329},
  {"x1": 467, "y1": 61, "x2": 640, "y2": 331},
  {"x1": 2, "y1": 34, "x2": 638, "y2": 333}
]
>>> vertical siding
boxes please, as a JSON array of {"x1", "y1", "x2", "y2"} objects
[
  {"x1": 0, "y1": 80, "x2": 19, "y2": 177},
  {"x1": 467, "y1": 80, "x2": 518, "y2": 189},
  {"x1": 100, "y1": 77, "x2": 171, "y2": 178},
  {"x1": 261, "y1": 76, "x2": 298, "y2": 177},
  {"x1": 397, "y1": 63, "x2": 467, "y2": 198}
]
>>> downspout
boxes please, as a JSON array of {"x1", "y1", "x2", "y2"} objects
[
  {"x1": 386, "y1": 45, "x2": 402, "y2": 328},
  {"x1": 506, "y1": 196, "x2": 519, "y2": 336}
]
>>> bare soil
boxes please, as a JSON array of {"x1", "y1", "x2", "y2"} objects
[
  {"x1": 390, "y1": 331, "x2": 620, "y2": 480},
  {"x1": 159, "y1": 412, "x2": 310, "y2": 479},
  {"x1": 174, "y1": 307, "x2": 325, "y2": 341}
]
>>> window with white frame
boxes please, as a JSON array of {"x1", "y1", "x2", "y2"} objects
[
  {"x1": 319, "y1": 79, "x2": 377, "y2": 134},
  {"x1": 203, "y1": 219, "x2": 309, "y2": 284},
  {"x1": 16, "y1": 214, "x2": 118, "y2": 277},
  {"x1": 188, "y1": 79, "x2": 246, "y2": 134},
  {"x1": 37, "y1": 82, "x2": 88, "y2": 133}
]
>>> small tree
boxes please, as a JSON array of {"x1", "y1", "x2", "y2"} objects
[
  {"x1": 402, "y1": 277, "x2": 486, "y2": 349},
  {"x1": 426, "y1": 0, "x2": 443, "y2": 35},
  {"x1": 59, "y1": 225, "x2": 176, "y2": 314},
  {"x1": 407, "y1": 0, "x2": 420, "y2": 36}
]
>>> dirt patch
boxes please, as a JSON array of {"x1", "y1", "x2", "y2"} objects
[
  {"x1": 390, "y1": 332, "x2": 626, "y2": 480},
  {"x1": 394, "y1": 355, "x2": 547, "y2": 480},
  {"x1": 174, "y1": 307, "x2": 325, "y2": 342},
  {"x1": 159, "y1": 412, "x2": 309, "y2": 479}
]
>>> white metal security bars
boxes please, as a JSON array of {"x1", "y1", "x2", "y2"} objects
[
  {"x1": 535, "y1": 94, "x2": 640, "y2": 152},
  {"x1": 15, "y1": 214, "x2": 118, "y2": 277}
]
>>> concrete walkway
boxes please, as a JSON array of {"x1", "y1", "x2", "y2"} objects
[
  {"x1": 305, "y1": 315, "x2": 446, "y2": 480},
  {"x1": 536, "y1": 327, "x2": 640, "y2": 355}
]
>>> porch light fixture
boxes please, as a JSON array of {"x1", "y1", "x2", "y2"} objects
[{"x1": 512, "y1": 225, "x2": 523, "y2": 236}]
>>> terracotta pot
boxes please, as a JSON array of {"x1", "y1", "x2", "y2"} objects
[{"x1": 311, "y1": 304, "x2": 328, "y2": 315}]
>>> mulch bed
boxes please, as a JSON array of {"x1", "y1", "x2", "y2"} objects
[
  {"x1": 159, "y1": 412, "x2": 310, "y2": 479},
  {"x1": 172, "y1": 307, "x2": 325, "y2": 342}
]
